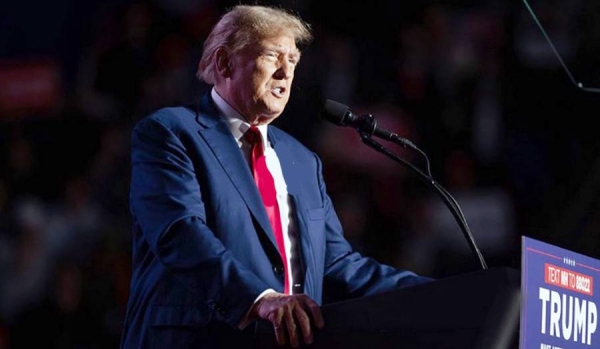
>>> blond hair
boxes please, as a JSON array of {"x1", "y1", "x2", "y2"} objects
[{"x1": 197, "y1": 5, "x2": 313, "y2": 84}]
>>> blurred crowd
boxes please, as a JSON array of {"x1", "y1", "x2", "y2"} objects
[{"x1": 2, "y1": 0, "x2": 600, "y2": 347}]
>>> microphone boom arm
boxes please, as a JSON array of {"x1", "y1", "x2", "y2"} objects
[{"x1": 357, "y1": 130, "x2": 488, "y2": 270}]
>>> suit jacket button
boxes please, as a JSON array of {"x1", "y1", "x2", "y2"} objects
[{"x1": 273, "y1": 265, "x2": 284, "y2": 274}]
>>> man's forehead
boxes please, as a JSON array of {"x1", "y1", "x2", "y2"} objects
[{"x1": 257, "y1": 37, "x2": 300, "y2": 54}]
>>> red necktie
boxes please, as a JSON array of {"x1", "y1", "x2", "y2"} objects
[{"x1": 244, "y1": 126, "x2": 290, "y2": 294}]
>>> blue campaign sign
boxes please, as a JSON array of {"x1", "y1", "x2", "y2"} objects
[{"x1": 521, "y1": 237, "x2": 600, "y2": 349}]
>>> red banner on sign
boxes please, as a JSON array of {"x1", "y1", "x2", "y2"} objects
[{"x1": 544, "y1": 263, "x2": 594, "y2": 296}]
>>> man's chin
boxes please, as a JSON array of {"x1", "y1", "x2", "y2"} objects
[
  {"x1": 254, "y1": 107, "x2": 285, "y2": 124},
  {"x1": 255, "y1": 113, "x2": 281, "y2": 125}
]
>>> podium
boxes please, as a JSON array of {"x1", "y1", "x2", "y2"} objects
[{"x1": 255, "y1": 267, "x2": 521, "y2": 349}]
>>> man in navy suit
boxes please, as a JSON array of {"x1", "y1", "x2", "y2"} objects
[{"x1": 121, "y1": 5, "x2": 430, "y2": 348}]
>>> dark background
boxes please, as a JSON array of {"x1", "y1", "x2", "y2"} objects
[{"x1": 1, "y1": 0, "x2": 600, "y2": 347}]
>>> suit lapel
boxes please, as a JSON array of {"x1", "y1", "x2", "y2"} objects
[
  {"x1": 270, "y1": 130, "x2": 298, "y2": 196},
  {"x1": 195, "y1": 95, "x2": 277, "y2": 249},
  {"x1": 273, "y1": 133, "x2": 317, "y2": 297}
]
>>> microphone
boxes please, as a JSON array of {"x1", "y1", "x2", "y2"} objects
[{"x1": 320, "y1": 99, "x2": 417, "y2": 149}]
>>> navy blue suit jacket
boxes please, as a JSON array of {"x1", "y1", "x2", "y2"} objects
[{"x1": 121, "y1": 95, "x2": 429, "y2": 348}]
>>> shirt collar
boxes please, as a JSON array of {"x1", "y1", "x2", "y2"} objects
[{"x1": 211, "y1": 88, "x2": 268, "y2": 146}]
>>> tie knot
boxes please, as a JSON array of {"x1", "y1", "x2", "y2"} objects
[{"x1": 244, "y1": 126, "x2": 262, "y2": 146}]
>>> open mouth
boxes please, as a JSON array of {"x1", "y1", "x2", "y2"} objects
[{"x1": 271, "y1": 87, "x2": 286, "y2": 97}]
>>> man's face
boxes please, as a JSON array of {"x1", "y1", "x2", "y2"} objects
[{"x1": 222, "y1": 35, "x2": 300, "y2": 125}]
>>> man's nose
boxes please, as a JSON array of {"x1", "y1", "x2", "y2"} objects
[{"x1": 274, "y1": 61, "x2": 293, "y2": 80}]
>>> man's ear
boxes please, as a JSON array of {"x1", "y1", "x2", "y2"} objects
[{"x1": 215, "y1": 47, "x2": 232, "y2": 78}]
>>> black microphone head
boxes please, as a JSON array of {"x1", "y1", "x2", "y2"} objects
[{"x1": 321, "y1": 99, "x2": 350, "y2": 126}]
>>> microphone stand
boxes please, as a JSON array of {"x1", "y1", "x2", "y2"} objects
[{"x1": 356, "y1": 115, "x2": 488, "y2": 270}]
